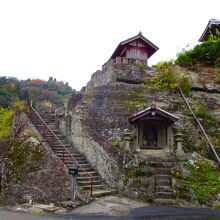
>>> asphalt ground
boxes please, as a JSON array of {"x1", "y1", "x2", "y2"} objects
[{"x1": 1, "y1": 205, "x2": 220, "y2": 220}]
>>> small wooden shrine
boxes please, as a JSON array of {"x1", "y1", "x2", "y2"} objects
[{"x1": 129, "y1": 103, "x2": 178, "y2": 156}]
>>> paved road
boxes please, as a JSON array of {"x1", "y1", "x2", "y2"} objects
[
  {"x1": 1, "y1": 206, "x2": 220, "y2": 220},
  {"x1": 0, "y1": 208, "x2": 63, "y2": 220}
]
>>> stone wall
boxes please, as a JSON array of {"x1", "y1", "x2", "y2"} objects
[
  {"x1": 57, "y1": 97, "x2": 119, "y2": 187},
  {"x1": 86, "y1": 62, "x2": 155, "y2": 91}
]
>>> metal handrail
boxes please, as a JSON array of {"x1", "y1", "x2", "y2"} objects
[
  {"x1": 30, "y1": 101, "x2": 94, "y2": 196},
  {"x1": 179, "y1": 88, "x2": 220, "y2": 164}
]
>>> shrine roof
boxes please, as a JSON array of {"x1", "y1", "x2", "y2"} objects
[
  {"x1": 129, "y1": 104, "x2": 179, "y2": 123},
  {"x1": 110, "y1": 32, "x2": 159, "y2": 59}
]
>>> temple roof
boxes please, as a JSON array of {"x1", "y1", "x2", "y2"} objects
[
  {"x1": 129, "y1": 104, "x2": 179, "y2": 124},
  {"x1": 199, "y1": 19, "x2": 220, "y2": 42},
  {"x1": 110, "y1": 32, "x2": 159, "y2": 59}
]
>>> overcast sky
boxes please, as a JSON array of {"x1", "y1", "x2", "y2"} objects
[{"x1": 0, "y1": 0, "x2": 219, "y2": 90}]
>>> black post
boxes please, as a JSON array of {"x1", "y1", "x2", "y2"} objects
[{"x1": 68, "y1": 164, "x2": 79, "y2": 201}]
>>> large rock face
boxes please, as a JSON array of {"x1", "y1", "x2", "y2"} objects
[
  {"x1": 0, "y1": 112, "x2": 71, "y2": 205},
  {"x1": 56, "y1": 62, "x2": 220, "y2": 204}
]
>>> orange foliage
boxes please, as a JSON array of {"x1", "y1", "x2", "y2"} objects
[
  {"x1": 30, "y1": 79, "x2": 46, "y2": 85},
  {"x1": 41, "y1": 89, "x2": 52, "y2": 96}
]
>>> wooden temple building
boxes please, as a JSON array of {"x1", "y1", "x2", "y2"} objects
[{"x1": 103, "y1": 32, "x2": 159, "y2": 68}]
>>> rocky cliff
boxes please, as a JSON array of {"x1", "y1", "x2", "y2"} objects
[
  {"x1": 0, "y1": 112, "x2": 71, "y2": 205},
  {"x1": 56, "y1": 61, "x2": 220, "y2": 206}
]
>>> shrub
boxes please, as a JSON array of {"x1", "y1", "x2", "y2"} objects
[
  {"x1": 176, "y1": 39, "x2": 220, "y2": 67},
  {"x1": 0, "y1": 107, "x2": 14, "y2": 140},
  {"x1": 184, "y1": 102, "x2": 216, "y2": 122},
  {"x1": 150, "y1": 61, "x2": 192, "y2": 93},
  {"x1": 13, "y1": 100, "x2": 29, "y2": 113}
]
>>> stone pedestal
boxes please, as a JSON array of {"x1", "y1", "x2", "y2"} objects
[
  {"x1": 124, "y1": 131, "x2": 131, "y2": 153},
  {"x1": 175, "y1": 133, "x2": 185, "y2": 159}
]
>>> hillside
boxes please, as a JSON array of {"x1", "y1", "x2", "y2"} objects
[{"x1": 0, "y1": 76, "x2": 75, "y2": 108}]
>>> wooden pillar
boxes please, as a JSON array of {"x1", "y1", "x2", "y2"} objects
[{"x1": 137, "y1": 124, "x2": 143, "y2": 152}]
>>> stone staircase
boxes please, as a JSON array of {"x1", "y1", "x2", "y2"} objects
[
  {"x1": 30, "y1": 107, "x2": 117, "y2": 198},
  {"x1": 148, "y1": 157, "x2": 176, "y2": 204}
]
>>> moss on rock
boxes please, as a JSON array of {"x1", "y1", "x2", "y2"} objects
[{"x1": 172, "y1": 159, "x2": 220, "y2": 206}]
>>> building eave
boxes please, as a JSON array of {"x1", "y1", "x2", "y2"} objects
[
  {"x1": 110, "y1": 32, "x2": 159, "y2": 60},
  {"x1": 129, "y1": 106, "x2": 179, "y2": 123},
  {"x1": 199, "y1": 19, "x2": 220, "y2": 42}
]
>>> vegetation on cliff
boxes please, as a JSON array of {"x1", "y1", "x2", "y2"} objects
[
  {"x1": 0, "y1": 107, "x2": 14, "y2": 140},
  {"x1": 146, "y1": 61, "x2": 192, "y2": 94},
  {"x1": 176, "y1": 38, "x2": 220, "y2": 67},
  {"x1": 172, "y1": 159, "x2": 220, "y2": 206}
]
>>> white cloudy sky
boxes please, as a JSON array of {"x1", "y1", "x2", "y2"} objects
[{"x1": 0, "y1": 0, "x2": 219, "y2": 90}]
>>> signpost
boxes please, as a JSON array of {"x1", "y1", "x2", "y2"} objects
[{"x1": 68, "y1": 164, "x2": 79, "y2": 201}]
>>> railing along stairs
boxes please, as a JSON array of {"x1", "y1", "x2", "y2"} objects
[
  {"x1": 179, "y1": 88, "x2": 220, "y2": 164},
  {"x1": 30, "y1": 101, "x2": 94, "y2": 196}
]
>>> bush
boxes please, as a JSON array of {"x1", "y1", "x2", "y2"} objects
[
  {"x1": 149, "y1": 61, "x2": 192, "y2": 93},
  {"x1": 13, "y1": 100, "x2": 29, "y2": 113},
  {"x1": 176, "y1": 39, "x2": 220, "y2": 67},
  {"x1": 184, "y1": 102, "x2": 216, "y2": 122},
  {"x1": 0, "y1": 107, "x2": 14, "y2": 140}
]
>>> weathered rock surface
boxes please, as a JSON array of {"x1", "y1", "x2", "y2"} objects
[
  {"x1": 0, "y1": 112, "x2": 71, "y2": 205},
  {"x1": 70, "y1": 195, "x2": 148, "y2": 216},
  {"x1": 56, "y1": 63, "x2": 220, "y2": 206}
]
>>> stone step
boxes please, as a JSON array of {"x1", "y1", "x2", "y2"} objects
[
  {"x1": 52, "y1": 145, "x2": 72, "y2": 150},
  {"x1": 156, "y1": 192, "x2": 176, "y2": 199},
  {"x1": 77, "y1": 176, "x2": 99, "y2": 181},
  {"x1": 81, "y1": 184, "x2": 106, "y2": 190},
  {"x1": 155, "y1": 186, "x2": 172, "y2": 193},
  {"x1": 155, "y1": 168, "x2": 171, "y2": 175},
  {"x1": 56, "y1": 153, "x2": 85, "y2": 159},
  {"x1": 155, "y1": 179, "x2": 171, "y2": 186},
  {"x1": 78, "y1": 171, "x2": 98, "y2": 176},
  {"x1": 32, "y1": 119, "x2": 51, "y2": 123},
  {"x1": 147, "y1": 157, "x2": 175, "y2": 163},
  {"x1": 77, "y1": 179, "x2": 104, "y2": 185},
  {"x1": 148, "y1": 162, "x2": 173, "y2": 168},
  {"x1": 78, "y1": 167, "x2": 94, "y2": 172},
  {"x1": 91, "y1": 189, "x2": 118, "y2": 197},
  {"x1": 66, "y1": 163, "x2": 91, "y2": 168},
  {"x1": 52, "y1": 144, "x2": 71, "y2": 148},
  {"x1": 155, "y1": 175, "x2": 170, "y2": 181},
  {"x1": 65, "y1": 160, "x2": 88, "y2": 165},
  {"x1": 48, "y1": 141, "x2": 68, "y2": 146},
  {"x1": 44, "y1": 133, "x2": 65, "y2": 137}
]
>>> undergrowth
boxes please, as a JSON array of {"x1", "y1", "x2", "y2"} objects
[
  {"x1": 146, "y1": 60, "x2": 192, "y2": 94},
  {"x1": 176, "y1": 39, "x2": 220, "y2": 67},
  {"x1": 0, "y1": 107, "x2": 14, "y2": 140},
  {"x1": 172, "y1": 160, "x2": 220, "y2": 205}
]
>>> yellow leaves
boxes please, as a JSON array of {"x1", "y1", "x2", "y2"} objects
[
  {"x1": 0, "y1": 107, "x2": 14, "y2": 140},
  {"x1": 12, "y1": 101, "x2": 29, "y2": 113}
]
